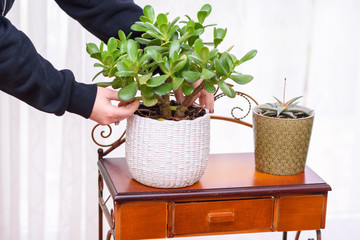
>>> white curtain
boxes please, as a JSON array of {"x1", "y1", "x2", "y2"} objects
[{"x1": 1, "y1": 0, "x2": 359, "y2": 239}]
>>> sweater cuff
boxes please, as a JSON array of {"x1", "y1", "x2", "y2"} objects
[{"x1": 67, "y1": 81, "x2": 97, "y2": 118}]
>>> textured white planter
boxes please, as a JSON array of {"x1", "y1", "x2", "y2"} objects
[{"x1": 125, "y1": 112, "x2": 210, "y2": 188}]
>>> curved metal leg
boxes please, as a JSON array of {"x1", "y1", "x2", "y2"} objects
[
  {"x1": 316, "y1": 230, "x2": 321, "y2": 240},
  {"x1": 283, "y1": 232, "x2": 287, "y2": 240},
  {"x1": 106, "y1": 230, "x2": 113, "y2": 240},
  {"x1": 99, "y1": 172, "x2": 103, "y2": 240},
  {"x1": 295, "y1": 231, "x2": 301, "y2": 240}
]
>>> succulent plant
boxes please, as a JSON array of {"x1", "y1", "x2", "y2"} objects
[
  {"x1": 259, "y1": 96, "x2": 313, "y2": 119},
  {"x1": 86, "y1": 4, "x2": 257, "y2": 120}
]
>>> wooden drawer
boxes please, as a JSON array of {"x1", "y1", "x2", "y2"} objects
[
  {"x1": 172, "y1": 198, "x2": 274, "y2": 236},
  {"x1": 277, "y1": 195, "x2": 325, "y2": 231},
  {"x1": 117, "y1": 202, "x2": 167, "y2": 240}
]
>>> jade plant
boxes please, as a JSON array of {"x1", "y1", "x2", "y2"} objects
[
  {"x1": 86, "y1": 4, "x2": 257, "y2": 120},
  {"x1": 258, "y1": 79, "x2": 313, "y2": 119}
]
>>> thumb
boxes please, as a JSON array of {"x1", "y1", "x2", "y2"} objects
[{"x1": 115, "y1": 101, "x2": 140, "y2": 119}]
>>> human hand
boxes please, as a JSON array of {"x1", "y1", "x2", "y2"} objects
[
  {"x1": 174, "y1": 80, "x2": 214, "y2": 113},
  {"x1": 89, "y1": 87, "x2": 140, "y2": 125}
]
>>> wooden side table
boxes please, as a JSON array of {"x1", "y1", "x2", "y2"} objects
[{"x1": 97, "y1": 152, "x2": 331, "y2": 240}]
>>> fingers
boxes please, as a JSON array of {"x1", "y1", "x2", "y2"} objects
[{"x1": 115, "y1": 101, "x2": 140, "y2": 120}]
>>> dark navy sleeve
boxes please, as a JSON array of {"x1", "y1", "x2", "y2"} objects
[
  {"x1": 0, "y1": 16, "x2": 97, "y2": 118},
  {"x1": 54, "y1": 0, "x2": 143, "y2": 42}
]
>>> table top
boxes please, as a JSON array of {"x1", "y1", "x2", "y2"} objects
[{"x1": 98, "y1": 153, "x2": 331, "y2": 203}]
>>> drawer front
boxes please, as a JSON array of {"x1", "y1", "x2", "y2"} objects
[
  {"x1": 277, "y1": 195, "x2": 324, "y2": 231},
  {"x1": 172, "y1": 198, "x2": 274, "y2": 236},
  {"x1": 117, "y1": 202, "x2": 167, "y2": 240}
]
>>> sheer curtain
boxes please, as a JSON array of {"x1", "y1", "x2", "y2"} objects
[{"x1": 0, "y1": 0, "x2": 359, "y2": 239}]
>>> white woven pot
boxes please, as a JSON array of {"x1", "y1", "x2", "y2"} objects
[{"x1": 125, "y1": 112, "x2": 210, "y2": 188}]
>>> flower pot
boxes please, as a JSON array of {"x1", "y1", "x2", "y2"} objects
[
  {"x1": 252, "y1": 104, "x2": 314, "y2": 175},
  {"x1": 125, "y1": 112, "x2": 210, "y2": 188}
]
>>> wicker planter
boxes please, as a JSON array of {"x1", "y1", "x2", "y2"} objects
[
  {"x1": 252, "y1": 104, "x2": 314, "y2": 175},
  {"x1": 125, "y1": 112, "x2": 210, "y2": 188}
]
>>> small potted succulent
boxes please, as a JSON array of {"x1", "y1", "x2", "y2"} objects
[
  {"x1": 87, "y1": 4, "x2": 257, "y2": 188},
  {"x1": 252, "y1": 79, "x2": 314, "y2": 176}
]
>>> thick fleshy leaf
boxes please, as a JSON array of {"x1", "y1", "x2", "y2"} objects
[
  {"x1": 201, "y1": 69, "x2": 215, "y2": 79},
  {"x1": 204, "y1": 80, "x2": 216, "y2": 93},
  {"x1": 118, "y1": 30, "x2": 127, "y2": 42},
  {"x1": 188, "y1": 54, "x2": 203, "y2": 66},
  {"x1": 131, "y1": 23, "x2": 148, "y2": 32},
  {"x1": 138, "y1": 73, "x2": 152, "y2": 85},
  {"x1": 214, "y1": 27, "x2": 227, "y2": 47},
  {"x1": 157, "y1": 13, "x2": 168, "y2": 26},
  {"x1": 86, "y1": 43, "x2": 99, "y2": 55},
  {"x1": 127, "y1": 40, "x2": 138, "y2": 63},
  {"x1": 238, "y1": 49, "x2": 257, "y2": 65},
  {"x1": 172, "y1": 55, "x2": 187, "y2": 73},
  {"x1": 154, "y1": 83, "x2": 173, "y2": 95},
  {"x1": 143, "y1": 5, "x2": 155, "y2": 23},
  {"x1": 230, "y1": 74, "x2": 253, "y2": 85},
  {"x1": 147, "y1": 75, "x2": 169, "y2": 87},
  {"x1": 215, "y1": 59, "x2": 228, "y2": 76},
  {"x1": 142, "y1": 95, "x2": 158, "y2": 107},
  {"x1": 199, "y1": 47, "x2": 209, "y2": 61},
  {"x1": 182, "y1": 71, "x2": 201, "y2": 83},
  {"x1": 194, "y1": 39, "x2": 203, "y2": 55},
  {"x1": 118, "y1": 82, "x2": 138, "y2": 102},
  {"x1": 140, "y1": 84, "x2": 155, "y2": 98},
  {"x1": 107, "y1": 37, "x2": 118, "y2": 52},
  {"x1": 218, "y1": 80, "x2": 236, "y2": 98},
  {"x1": 181, "y1": 84, "x2": 194, "y2": 96},
  {"x1": 169, "y1": 40, "x2": 180, "y2": 60},
  {"x1": 172, "y1": 77, "x2": 184, "y2": 90}
]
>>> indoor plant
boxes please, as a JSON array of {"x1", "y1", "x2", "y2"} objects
[
  {"x1": 87, "y1": 4, "x2": 257, "y2": 188},
  {"x1": 252, "y1": 80, "x2": 314, "y2": 175}
]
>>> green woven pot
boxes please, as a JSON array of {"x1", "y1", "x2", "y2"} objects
[{"x1": 252, "y1": 104, "x2": 314, "y2": 176}]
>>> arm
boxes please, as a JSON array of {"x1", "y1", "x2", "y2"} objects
[
  {"x1": 54, "y1": 0, "x2": 143, "y2": 42},
  {"x1": 0, "y1": 15, "x2": 97, "y2": 118}
]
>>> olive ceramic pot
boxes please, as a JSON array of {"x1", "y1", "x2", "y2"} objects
[{"x1": 252, "y1": 104, "x2": 315, "y2": 175}]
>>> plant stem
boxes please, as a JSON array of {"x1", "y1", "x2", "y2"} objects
[
  {"x1": 283, "y1": 78, "x2": 287, "y2": 103},
  {"x1": 158, "y1": 94, "x2": 172, "y2": 119},
  {"x1": 174, "y1": 80, "x2": 206, "y2": 118}
]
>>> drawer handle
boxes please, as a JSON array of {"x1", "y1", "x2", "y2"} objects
[{"x1": 207, "y1": 212, "x2": 235, "y2": 223}]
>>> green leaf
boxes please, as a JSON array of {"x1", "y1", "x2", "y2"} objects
[
  {"x1": 172, "y1": 55, "x2": 187, "y2": 73},
  {"x1": 181, "y1": 84, "x2": 194, "y2": 96},
  {"x1": 127, "y1": 40, "x2": 139, "y2": 63},
  {"x1": 194, "y1": 39, "x2": 203, "y2": 55},
  {"x1": 218, "y1": 80, "x2": 235, "y2": 98},
  {"x1": 204, "y1": 80, "x2": 216, "y2": 93},
  {"x1": 156, "y1": 13, "x2": 168, "y2": 26},
  {"x1": 188, "y1": 54, "x2": 203, "y2": 66},
  {"x1": 147, "y1": 75, "x2": 169, "y2": 87},
  {"x1": 118, "y1": 30, "x2": 127, "y2": 42},
  {"x1": 140, "y1": 84, "x2": 155, "y2": 98},
  {"x1": 199, "y1": 47, "x2": 209, "y2": 61},
  {"x1": 115, "y1": 71, "x2": 134, "y2": 77},
  {"x1": 169, "y1": 40, "x2": 180, "y2": 60},
  {"x1": 201, "y1": 69, "x2": 215, "y2": 79},
  {"x1": 138, "y1": 73, "x2": 152, "y2": 85},
  {"x1": 86, "y1": 43, "x2": 99, "y2": 55},
  {"x1": 200, "y1": 4, "x2": 212, "y2": 15},
  {"x1": 215, "y1": 59, "x2": 228, "y2": 76},
  {"x1": 143, "y1": 5, "x2": 155, "y2": 23},
  {"x1": 214, "y1": 27, "x2": 227, "y2": 47},
  {"x1": 172, "y1": 77, "x2": 184, "y2": 90},
  {"x1": 208, "y1": 49, "x2": 219, "y2": 60},
  {"x1": 144, "y1": 22, "x2": 164, "y2": 37},
  {"x1": 135, "y1": 37, "x2": 151, "y2": 45},
  {"x1": 238, "y1": 50, "x2": 257, "y2": 65},
  {"x1": 107, "y1": 37, "x2": 118, "y2": 52},
  {"x1": 197, "y1": 11, "x2": 208, "y2": 24},
  {"x1": 230, "y1": 74, "x2": 253, "y2": 85},
  {"x1": 182, "y1": 70, "x2": 201, "y2": 83},
  {"x1": 140, "y1": 16, "x2": 152, "y2": 23},
  {"x1": 118, "y1": 82, "x2": 138, "y2": 102},
  {"x1": 131, "y1": 23, "x2": 148, "y2": 32},
  {"x1": 142, "y1": 95, "x2": 158, "y2": 107},
  {"x1": 154, "y1": 83, "x2": 173, "y2": 95}
]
